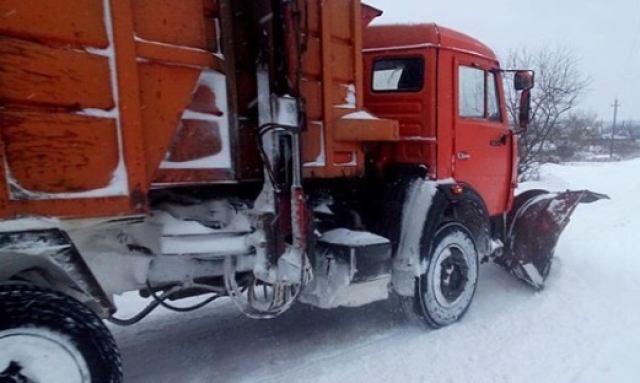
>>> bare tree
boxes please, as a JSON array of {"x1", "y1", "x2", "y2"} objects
[
  {"x1": 504, "y1": 47, "x2": 591, "y2": 179},
  {"x1": 554, "y1": 111, "x2": 602, "y2": 160}
]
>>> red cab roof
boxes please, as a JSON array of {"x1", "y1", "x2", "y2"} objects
[{"x1": 363, "y1": 23, "x2": 497, "y2": 61}]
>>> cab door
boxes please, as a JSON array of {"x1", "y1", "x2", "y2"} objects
[{"x1": 453, "y1": 59, "x2": 513, "y2": 216}]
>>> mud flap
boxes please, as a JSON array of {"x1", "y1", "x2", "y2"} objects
[{"x1": 499, "y1": 190, "x2": 609, "y2": 289}]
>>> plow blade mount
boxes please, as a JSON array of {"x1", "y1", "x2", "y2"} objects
[{"x1": 500, "y1": 189, "x2": 609, "y2": 289}]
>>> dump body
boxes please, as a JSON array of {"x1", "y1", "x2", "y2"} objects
[
  {"x1": 0, "y1": 0, "x2": 233, "y2": 219},
  {"x1": 0, "y1": 0, "x2": 392, "y2": 220}
]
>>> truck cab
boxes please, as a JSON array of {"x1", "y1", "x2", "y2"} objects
[{"x1": 363, "y1": 24, "x2": 516, "y2": 216}]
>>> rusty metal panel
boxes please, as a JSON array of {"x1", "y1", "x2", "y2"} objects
[
  {"x1": 334, "y1": 117, "x2": 399, "y2": 142},
  {"x1": 0, "y1": 36, "x2": 113, "y2": 109},
  {"x1": 306, "y1": 0, "x2": 320, "y2": 33},
  {"x1": 302, "y1": 122, "x2": 324, "y2": 165},
  {"x1": 1, "y1": 111, "x2": 119, "y2": 195},
  {"x1": 361, "y1": 4, "x2": 383, "y2": 27},
  {"x1": 0, "y1": 0, "x2": 391, "y2": 221},
  {"x1": 133, "y1": 0, "x2": 237, "y2": 186},
  {"x1": 330, "y1": 42, "x2": 356, "y2": 83},
  {"x1": 297, "y1": 0, "x2": 367, "y2": 178},
  {"x1": 330, "y1": 0, "x2": 354, "y2": 41},
  {"x1": 301, "y1": 80, "x2": 323, "y2": 121},
  {"x1": 167, "y1": 121, "x2": 223, "y2": 162},
  {"x1": 0, "y1": 0, "x2": 141, "y2": 219},
  {"x1": 0, "y1": 0, "x2": 108, "y2": 48},
  {"x1": 137, "y1": 62, "x2": 201, "y2": 179},
  {"x1": 132, "y1": 0, "x2": 209, "y2": 49},
  {"x1": 0, "y1": 0, "x2": 239, "y2": 220},
  {"x1": 135, "y1": 40, "x2": 223, "y2": 71},
  {"x1": 302, "y1": 37, "x2": 322, "y2": 77},
  {"x1": 152, "y1": 69, "x2": 234, "y2": 185}
]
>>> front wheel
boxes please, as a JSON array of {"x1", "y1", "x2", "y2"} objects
[
  {"x1": 0, "y1": 283, "x2": 123, "y2": 383},
  {"x1": 403, "y1": 222, "x2": 479, "y2": 328}
]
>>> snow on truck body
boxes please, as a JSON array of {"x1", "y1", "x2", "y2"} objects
[{"x1": 0, "y1": 1, "x2": 606, "y2": 382}]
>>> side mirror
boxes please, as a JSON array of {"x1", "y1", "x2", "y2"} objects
[
  {"x1": 514, "y1": 70, "x2": 534, "y2": 91},
  {"x1": 514, "y1": 70, "x2": 534, "y2": 131},
  {"x1": 519, "y1": 89, "x2": 532, "y2": 130}
]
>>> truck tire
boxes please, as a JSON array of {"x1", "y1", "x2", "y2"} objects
[
  {"x1": 404, "y1": 222, "x2": 479, "y2": 328},
  {"x1": 0, "y1": 283, "x2": 123, "y2": 383}
]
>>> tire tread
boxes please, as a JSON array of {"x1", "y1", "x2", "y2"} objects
[{"x1": 0, "y1": 283, "x2": 123, "y2": 383}]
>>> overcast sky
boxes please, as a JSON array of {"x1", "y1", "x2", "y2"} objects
[{"x1": 366, "y1": 0, "x2": 640, "y2": 121}]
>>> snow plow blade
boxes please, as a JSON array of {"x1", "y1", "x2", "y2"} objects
[{"x1": 499, "y1": 190, "x2": 609, "y2": 289}]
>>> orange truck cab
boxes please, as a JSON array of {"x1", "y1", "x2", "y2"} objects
[{"x1": 363, "y1": 24, "x2": 516, "y2": 216}]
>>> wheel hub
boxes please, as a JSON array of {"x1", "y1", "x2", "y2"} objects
[
  {"x1": 433, "y1": 245, "x2": 471, "y2": 308},
  {"x1": 0, "y1": 328, "x2": 90, "y2": 383},
  {"x1": 439, "y1": 249, "x2": 469, "y2": 303},
  {"x1": 0, "y1": 361, "x2": 32, "y2": 383}
]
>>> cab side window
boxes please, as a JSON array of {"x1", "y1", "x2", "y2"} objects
[
  {"x1": 372, "y1": 57, "x2": 425, "y2": 92},
  {"x1": 458, "y1": 66, "x2": 502, "y2": 121}
]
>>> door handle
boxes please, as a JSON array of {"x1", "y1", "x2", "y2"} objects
[
  {"x1": 457, "y1": 152, "x2": 471, "y2": 160},
  {"x1": 490, "y1": 134, "x2": 508, "y2": 146}
]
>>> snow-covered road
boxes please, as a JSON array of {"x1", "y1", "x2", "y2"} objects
[{"x1": 110, "y1": 160, "x2": 640, "y2": 383}]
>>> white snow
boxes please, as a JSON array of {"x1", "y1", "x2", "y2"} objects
[
  {"x1": 0, "y1": 217, "x2": 60, "y2": 232},
  {"x1": 341, "y1": 110, "x2": 378, "y2": 120},
  {"x1": 76, "y1": 108, "x2": 118, "y2": 119},
  {"x1": 521, "y1": 262, "x2": 544, "y2": 287},
  {"x1": 393, "y1": 178, "x2": 439, "y2": 295},
  {"x1": 213, "y1": 18, "x2": 223, "y2": 56},
  {"x1": 320, "y1": 228, "x2": 389, "y2": 246},
  {"x1": 159, "y1": 235, "x2": 250, "y2": 256},
  {"x1": 312, "y1": 203, "x2": 333, "y2": 215},
  {"x1": 303, "y1": 121, "x2": 326, "y2": 167},
  {"x1": 108, "y1": 159, "x2": 640, "y2": 383},
  {"x1": 333, "y1": 151, "x2": 358, "y2": 167},
  {"x1": 153, "y1": 205, "x2": 251, "y2": 236},
  {"x1": 335, "y1": 84, "x2": 356, "y2": 109},
  {"x1": 133, "y1": 35, "x2": 212, "y2": 55},
  {"x1": 400, "y1": 136, "x2": 437, "y2": 142}
]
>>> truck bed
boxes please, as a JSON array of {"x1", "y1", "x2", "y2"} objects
[{"x1": 0, "y1": 0, "x2": 394, "y2": 220}]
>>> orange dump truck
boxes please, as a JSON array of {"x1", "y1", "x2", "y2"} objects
[{"x1": 0, "y1": 1, "x2": 605, "y2": 382}]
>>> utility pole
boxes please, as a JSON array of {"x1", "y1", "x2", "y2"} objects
[{"x1": 610, "y1": 99, "x2": 621, "y2": 159}]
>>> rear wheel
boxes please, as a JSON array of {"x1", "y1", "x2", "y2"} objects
[
  {"x1": 403, "y1": 223, "x2": 479, "y2": 328},
  {"x1": 0, "y1": 283, "x2": 122, "y2": 383}
]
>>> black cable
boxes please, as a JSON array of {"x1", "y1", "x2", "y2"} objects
[
  {"x1": 259, "y1": 122, "x2": 301, "y2": 136},
  {"x1": 108, "y1": 282, "x2": 224, "y2": 326},
  {"x1": 256, "y1": 134, "x2": 281, "y2": 193},
  {"x1": 108, "y1": 296, "x2": 163, "y2": 326},
  {"x1": 256, "y1": 122, "x2": 299, "y2": 194},
  {"x1": 258, "y1": 123, "x2": 286, "y2": 135},
  {"x1": 145, "y1": 280, "x2": 222, "y2": 313}
]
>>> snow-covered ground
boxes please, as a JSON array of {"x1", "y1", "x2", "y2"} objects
[{"x1": 110, "y1": 159, "x2": 640, "y2": 383}]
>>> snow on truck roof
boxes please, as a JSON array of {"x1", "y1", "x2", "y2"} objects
[{"x1": 363, "y1": 23, "x2": 497, "y2": 60}]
